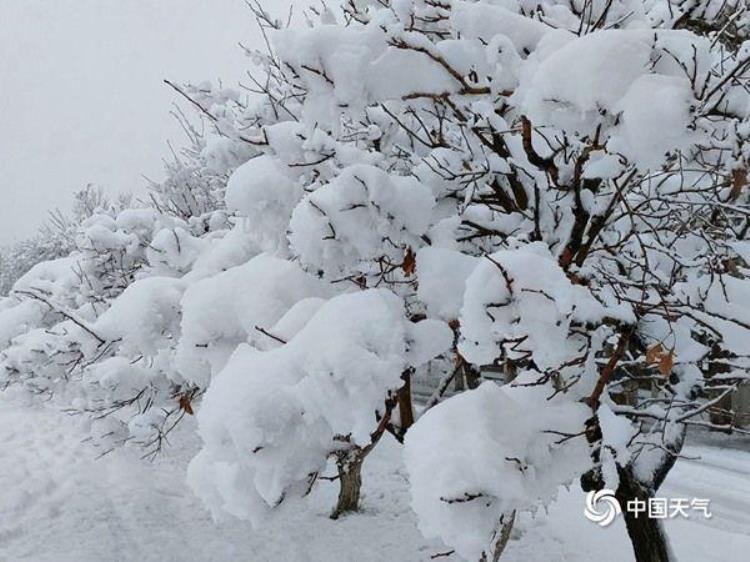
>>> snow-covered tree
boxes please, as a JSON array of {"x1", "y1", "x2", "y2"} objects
[
  {"x1": 0, "y1": 3, "x2": 451, "y2": 513},
  {"x1": 0, "y1": 79, "x2": 262, "y2": 452},
  {"x1": 205, "y1": 0, "x2": 748, "y2": 560},
  {"x1": 149, "y1": 82, "x2": 255, "y2": 220},
  {"x1": 0, "y1": 185, "x2": 114, "y2": 296}
]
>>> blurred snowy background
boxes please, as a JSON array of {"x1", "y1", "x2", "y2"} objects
[{"x1": 0, "y1": 0, "x2": 290, "y2": 243}]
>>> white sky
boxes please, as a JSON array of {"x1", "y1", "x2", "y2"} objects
[{"x1": 0, "y1": 0, "x2": 291, "y2": 243}]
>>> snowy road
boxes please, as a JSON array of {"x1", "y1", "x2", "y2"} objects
[
  {"x1": 663, "y1": 444, "x2": 750, "y2": 536},
  {"x1": 1, "y1": 397, "x2": 748, "y2": 561}
]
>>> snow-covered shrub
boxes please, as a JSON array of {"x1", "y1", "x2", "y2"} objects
[
  {"x1": 0, "y1": 13, "x2": 281, "y2": 456},
  {"x1": 0, "y1": 201, "x2": 230, "y2": 452}
]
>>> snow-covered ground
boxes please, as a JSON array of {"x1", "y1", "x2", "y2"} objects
[{"x1": 1, "y1": 395, "x2": 747, "y2": 561}]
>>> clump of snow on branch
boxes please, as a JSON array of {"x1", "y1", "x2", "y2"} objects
[
  {"x1": 188, "y1": 289, "x2": 450, "y2": 524},
  {"x1": 175, "y1": 254, "x2": 332, "y2": 387},
  {"x1": 459, "y1": 242, "x2": 630, "y2": 371},
  {"x1": 405, "y1": 381, "x2": 590, "y2": 562}
]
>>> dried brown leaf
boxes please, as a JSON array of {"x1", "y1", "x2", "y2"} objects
[
  {"x1": 179, "y1": 394, "x2": 194, "y2": 415},
  {"x1": 402, "y1": 247, "x2": 417, "y2": 277},
  {"x1": 658, "y1": 351, "x2": 674, "y2": 376},
  {"x1": 645, "y1": 343, "x2": 663, "y2": 364},
  {"x1": 730, "y1": 168, "x2": 747, "y2": 201}
]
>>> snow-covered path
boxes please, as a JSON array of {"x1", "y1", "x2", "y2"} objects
[
  {"x1": 0, "y1": 398, "x2": 431, "y2": 562},
  {"x1": 1, "y1": 397, "x2": 748, "y2": 561}
]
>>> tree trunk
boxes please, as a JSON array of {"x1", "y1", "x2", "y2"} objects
[
  {"x1": 616, "y1": 467, "x2": 675, "y2": 562},
  {"x1": 331, "y1": 453, "x2": 364, "y2": 520},
  {"x1": 329, "y1": 393, "x2": 397, "y2": 519},
  {"x1": 582, "y1": 417, "x2": 684, "y2": 562}
]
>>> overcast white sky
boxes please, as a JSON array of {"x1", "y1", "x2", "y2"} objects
[{"x1": 0, "y1": 0, "x2": 291, "y2": 243}]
